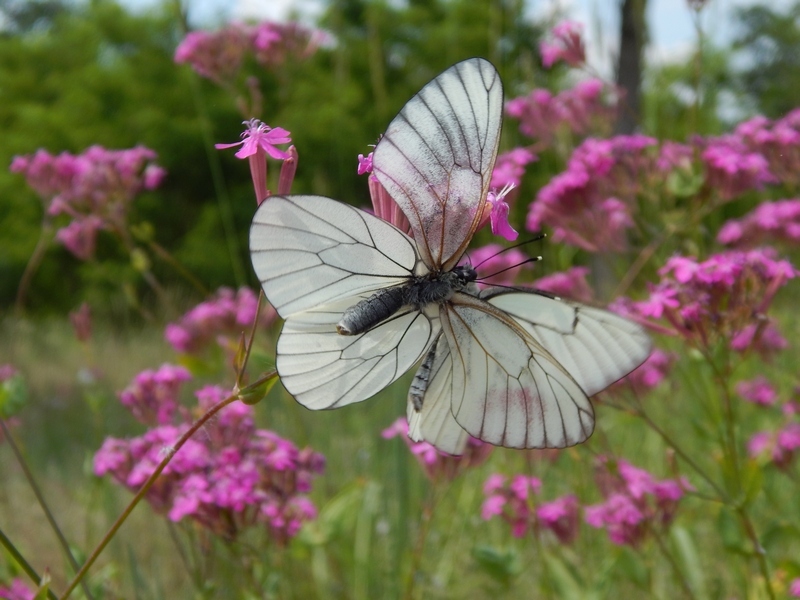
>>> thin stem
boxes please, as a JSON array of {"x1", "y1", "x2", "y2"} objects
[
  {"x1": 0, "y1": 527, "x2": 59, "y2": 600},
  {"x1": 651, "y1": 528, "x2": 696, "y2": 599},
  {"x1": 59, "y1": 374, "x2": 275, "y2": 600},
  {"x1": 736, "y1": 507, "x2": 775, "y2": 600},
  {"x1": 0, "y1": 418, "x2": 94, "y2": 600},
  {"x1": 238, "y1": 290, "x2": 264, "y2": 389},
  {"x1": 15, "y1": 221, "x2": 54, "y2": 314},
  {"x1": 146, "y1": 239, "x2": 210, "y2": 296}
]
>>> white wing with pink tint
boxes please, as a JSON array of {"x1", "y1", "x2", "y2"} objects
[{"x1": 372, "y1": 58, "x2": 503, "y2": 271}]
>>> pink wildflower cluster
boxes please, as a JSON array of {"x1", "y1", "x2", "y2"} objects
[
  {"x1": 491, "y1": 148, "x2": 538, "y2": 190},
  {"x1": 95, "y1": 385, "x2": 324, "y2": 544},
  {"x1": 165, "y1": 287, "x2": 277, "y2": 355},
  {"x1": 382, "y1": 418, "x2": 492, "y2": 480},
  {"x1": 118, "y1": 363, "x2": 192, "y2": 426},
  {"x1": 10, "y1": 146, "x2": 165, "y2": 259},
  {"x1": 506, "y1": 79, "x2": 617, "y2": 144},
  {"x1": 481, "y1": 474, "x2": 580, "y2": 543},
  {"x1": 791, "y1": 577, "x2": 800, "y2": 597},
  {"x1": 175, "y1": 21, "x2": 321, "y2": 84},
  {"x1": 718, "y1": 199, "x2": 800, "y2": 248},
  {"x1": 540, "y1": 21, "x2": 586, "y2": 69},
  {"x1": 734, "y1": 110, "x2": 800, "y2": 187},
  {"x1": 744, "y1": 380, "x2": 800, "y2": 470},
  {"x1": 527, "y1": 135, "x2": 656, "y2": 252},
  {"x1": 633, "y1": 250, "x2": 795, "y2": 354},
  {"x1": 0, "y1": 579, "x2": 35, "y2": 600},
  {"x1": 585, "y1": 458, "x2": 691, "y2": 547},
  {"x1": 699, "y1": 135, "x2": 775, "y2": 200}
]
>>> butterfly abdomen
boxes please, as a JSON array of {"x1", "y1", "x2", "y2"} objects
[{"x1": 336, "y1": 287, "x2": 406, "y2": 336}]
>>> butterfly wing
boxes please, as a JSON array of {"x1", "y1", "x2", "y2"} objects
[
  {"x1": 372, "y1": 58, "x2": 503, "y2": 271},
  {"x1": 440, "y1": 291, "x2": 651, "y2": 449},
  {"x1": 406, "y1": 332, "x2": 470, "y2": 455},
  {"x1": 250, "y1": 195, "x2": 438, "y2": 409}
]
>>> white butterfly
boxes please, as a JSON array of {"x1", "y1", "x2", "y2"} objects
[{"x1": 250, "y1": 58, "x2": 652, "y2": 454}]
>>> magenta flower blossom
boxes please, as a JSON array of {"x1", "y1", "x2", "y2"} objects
[
  {"x1": 540, "y1": 21, "x2": 586, "y2": 68},
  {"x1": 748, "y1": 423, "x2": 800, "y2": 470},
  {"x1": 613, "y1": 349, "x2": 675, "y2": 395},
  {"x1": 585, "y1": 458, "x2": 691, "y2": 547},
  {"x1": 165, "y1": 287, "x2": 277, "y2": 355},
  {"x1": 700, "y1": 135, "x2": 775, "y2": 200},
  {"x1": 382, "y1": 417, "x2": 492, "y2": 481},
  {"x1": 480, "y1": 473, "x2": 542, "y2": 538},
  {"x1": 631, "y1": 249, "x2": 796, "y2": 352},
  {"x1": 734, "y1": 111, "x2": 800, "y2": 187},
  {"x1": 736, "y1": 377, "x2": 777, "y2": 406},
  {"x1": 505, "y1": 79, "x2": 617, "y2": 144},
  {"x1": 491, "y1": 147, "x2": 537, "y2": 189},
  {"x1": 216, "y1": 119, "x2": 291, "y2": 161},
  {"x1": 486, "y1": 184, "x2": 519, "y2": 241},
  {"x1": 118, "y1": 364, "x2": 192, "y2": 426},
  {"x1": 0, "y1": 578, "x2": 35, "y2": 600},
  {"x1": 718, "y1": 199, "x2": 800, "y2": 249},
  {"x1": 533, "y1": 266, "x2": 594, "y2": 303},
  {"x1": 527, "y1": 135, "x2": 655, "y2": 252},
  {"x1": 357, "y1": 152, "x2": 373, "y2": 175},
  {"x1": 536, "y1": 494, "x2": 580, "y2": 544},
  {"x1": 10, "y1": 145, "x2": 165, "y2": 259},
  {"x1": 790, "y1": 578, "x2": 800, "y2": 598},
  {"x1": 175, "y1": 21, "x2": 320, "y2": 84},
  {"x1": 95, "y1": 385, "x2": 324, "y2": 544}
]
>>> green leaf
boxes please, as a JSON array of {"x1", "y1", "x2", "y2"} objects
[
  {"x1": 670, "y1": 526, "x2": 709, "y2": 600},
  {"x1": 470, "y1": 545, "x2": 521, "y2": 586},
  {"x1": 0, "y1": 374, "x2": 28, "y2": 418}
]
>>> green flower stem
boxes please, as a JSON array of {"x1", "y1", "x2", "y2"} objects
[
  {"x1": 15, "y1": 221, "x2": 54, "y2": 314},
  {"x1": 0, "y1": 527, "x2": 58, "y2": 600},
  {"x1": 0, "y1": 418, "x2": 93, "y2": 600},
  {"x1": 59, "y1": 373, "x2": 277, "y2": 600}
]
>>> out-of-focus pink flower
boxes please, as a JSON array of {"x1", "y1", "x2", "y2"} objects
[
  {"x1": 526, "y1": 135, "x2": 654, "y2": 252},
  {"x1": 533, "y1": 267, "x2": 594, "y2": 303},
  {"x1": 700, "y1": 136, "x2": 775, "y2": 200},
  {"x1": 790, "y1": 578, "x2": 800, "y2": 598},
  {"x1": 736, "y1": 377, "x2": 777, "y2": 406},
  {"x1": 729, "y1": 321, "x2": 788, "y2": 359},
  {"x1": 491, "y1": 148, "x2": 537, "y2": 189},
  {"x1": 614, "y1": 349, "x2": 675, "y2": 395},
  {"x1": 382, "y1": 417, "x2": 492, "y2": 481},
  {"x1": 480, "y1": 473, "x2": 542, "y2": 538},
  {"x1": 748, "y1": 423, "x2": 800, "y2": 470},
  {"x1": 540, "y1": 21, "x2": 586, "y2": 68},
  {"x1": 69, "y1": 302, "x2": 92, "y2": 342},
  {"x1": 536, "y1": 494, "x2": 580, "y2": 543},
  {"x1": 0, "y1": 578, "x2": 35, "y2": 600},
  {"x1": 118, "y1": 364, "x2": 192, "y2": 426},
  {"x1": 585, "y1": 458, "x2": 690, "y2": 547},
  {"x1": 165, "y1": 287, "x2": 277, "y2": 355},
  {"x1": 718, "y1": 199, "x2": 800, "y2": 249}
]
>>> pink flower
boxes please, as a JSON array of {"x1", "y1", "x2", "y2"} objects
[
  {"x1": 216, "y1": 119, "x2": 291, "y2": 160},
  {"x1": 491, "y1": 148, "x2": 537, "y2": 189},
  {"x1": 540, "y1": 21, "x2": 586, "y2": 68},
  {"x1": 615, "y1": 349, "x2": 675, "y2": 394},
  {"x1": 118, "y1": 364, "x2": 192, "y2": 426},
  {"x1": 717, "y1": 199, "x2": 800, "y2": 248},
  {"x1": 0, "y1": 578, "x2": 35, "y2": 600},
  {"x1": 534, "y1": 267, "x2": 594, "y2": 303},
  {"x1": 736, "y1": 377, "x2": 777, "y2": 406},
  {"x1": 357, "y1": 152, "x2": 373, "y2": 175},
  {"x1": 486, "y1": 185, "x2": 519, "y2": 241},
  {"x1": 536, "y1": 495, "x2": 580, "y2": 543}
]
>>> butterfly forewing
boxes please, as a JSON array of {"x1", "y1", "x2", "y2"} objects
[
  {"x1": 251, "y1": 195, "x2": 420, "y2": 317},
  {"x1": 373, "y1": 58, "x2": 503, "y2": 271},
  {"x1": 250, "y1": 195, "x2": 438, "y2": 409}
]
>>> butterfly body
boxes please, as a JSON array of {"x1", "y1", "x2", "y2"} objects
[{"x1": 250, "y1": 58, "x2": 652, "y2": 453}]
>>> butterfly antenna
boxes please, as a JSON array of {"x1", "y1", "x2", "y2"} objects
[
  {"x1": 480, "y1": 256, "x2": 542, "y2": 282},
  {"x1": 472, "y1": 233, "x2": 547, "y2": 269}
]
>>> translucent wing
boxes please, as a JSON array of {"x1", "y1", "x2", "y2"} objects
[
  {"x1": 482, "y1": 288, "x2": 653, "y2": 396},
  {"x1": 440, "y1": 291, "x2": 652, "y2": 449},
  {"x1": 406, "y1": 332, "x2": 470, "y2": 455},
  {"x1": 250, "y1": 195, "x2": 437, "y2": 409},
  {"x1": 373, "y1": 58, "x2": 503, "y2": 271},
  {"x1": 250, "y1": 195, "x2": 421, "y2": 318}
]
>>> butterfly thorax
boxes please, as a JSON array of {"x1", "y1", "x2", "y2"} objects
[{"x1": 336, "y1": 265, "x2": 477, "y2": 336}]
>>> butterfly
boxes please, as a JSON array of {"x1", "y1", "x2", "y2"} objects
[{"x1": 249, "y1": 58, "x2": 652, "y2": 454}]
